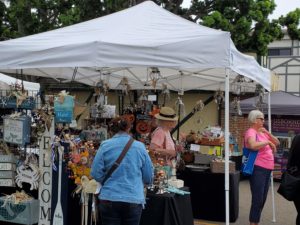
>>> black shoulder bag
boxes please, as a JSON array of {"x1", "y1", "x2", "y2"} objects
[
  {"x1": 102, "y1": 137, "x2": 134, "y2": 185},
  {"x1": 277, "y1": 166, "x2": 300, "y2": 201}
]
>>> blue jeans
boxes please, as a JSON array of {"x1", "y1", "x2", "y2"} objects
[
  {"x1": 99, "y1": 200, "x2": 143, "y2": 225},
  {"x1": 249, "y1": 165, "x2": 272, "y2": 223}
]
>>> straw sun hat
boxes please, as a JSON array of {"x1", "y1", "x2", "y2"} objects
[{"x1": 154, "y1": 107, "x2": 178, "y2": 121}]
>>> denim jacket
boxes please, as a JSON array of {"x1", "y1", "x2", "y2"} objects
[{"x1": 91, "y1": 133, "x2": 154, "y2": 204}]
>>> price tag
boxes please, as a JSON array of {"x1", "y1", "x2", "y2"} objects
[{"x1": 190, "y1": 144, "x2": 200, "y2": 152}]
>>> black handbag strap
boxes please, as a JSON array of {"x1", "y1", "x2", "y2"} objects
[{"x1": 102, "y1": 137, "x2": 134, "y2": 185}]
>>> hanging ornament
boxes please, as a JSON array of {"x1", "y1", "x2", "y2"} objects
[
  {"x1": 161, "y1": 84, "x2": 170, "y2": 106},
  {"x1": 193, "y1": 100, "x2": 204, "y2": 124},
  {"x1": 214, "y1": 90, "x2": 224, "y2": 108},
  {"x1": 254, "y1": 84, "x2": 266, "y2": 110},
  {"x1": 175, "y1": 96, "x2": 185, "y2": 118},
  {"x1": 116, "y1": 77, "x2": 131, "y2": 95},
  {"x1": 149, "y1": 67, "x2": 160, "y2": 89},
  {"x1": 231, "y1": 75, "x2": 246, "y2": 95},
  {"x1": 231, "y1": 97, "x2": 242, "y2": 116},
  {"x1": 95, "y1": 79, "x2": 109, "y2": 96}
]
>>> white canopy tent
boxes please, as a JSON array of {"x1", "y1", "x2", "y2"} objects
[
  {"x1": 0, "y1": 73, "x2": 40, "y2": 91},
  {"x1": 0, "y1": 1, "x2": 271, "y2": 224}
]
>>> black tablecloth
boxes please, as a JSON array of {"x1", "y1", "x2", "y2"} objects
[
  {"x1": 178, "y1": 170, "x2": 240, "y2": 222},
  {"x1": 140, "y1": 187, "x2": 194, "y2": 225}
]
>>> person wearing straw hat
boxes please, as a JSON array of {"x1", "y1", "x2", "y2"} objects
[{"x1": 149, "y1": 107, "x2": 178, "y2": 168}]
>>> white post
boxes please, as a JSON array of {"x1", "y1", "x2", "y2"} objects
[
  {"x1": 268, "y1": 91, "x2": 276, "y2": 222},
  {"x1": 225, "y1": 69, "x2": 230, "y2": 225}
]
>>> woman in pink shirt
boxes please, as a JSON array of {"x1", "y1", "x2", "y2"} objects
[
  {"x1": 150, "y1": 107, "x2": 178, "y2": 168},
  {"x1": 244, "y1": 110, "x2": 279, "y2": 225}
]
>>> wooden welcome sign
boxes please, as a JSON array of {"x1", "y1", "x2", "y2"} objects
[{"x1": 38, "y1": 120, "x2": 54, "y2": 225}]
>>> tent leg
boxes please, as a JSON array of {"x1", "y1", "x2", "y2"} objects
[
  {"x1": 268, "y1": 92, "x2": 276, "y2": 222},
  {"x1": 225, "y1": 69, "x2": 230, "y2": 225}
]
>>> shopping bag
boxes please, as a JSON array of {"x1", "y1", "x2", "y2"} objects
[
  {"x1": 277, "y1": 171, "x2": 300, "y2": 201},
  {"x1": 241, "y1": 147, "x2": 258, "y2": 176}
]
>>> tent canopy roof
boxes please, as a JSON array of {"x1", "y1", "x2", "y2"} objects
[
  {"x1": 240, "y1": 91, "x2": 300, "y2": 115},
  {"x1": 0, "y1": 1, "x2": 270, "y2": 91}
]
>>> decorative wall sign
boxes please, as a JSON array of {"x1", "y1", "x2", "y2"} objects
[
  {"x1": 38, "y1": 120, "x2": 54, "y2": 225},
  {"x1": 3, "y1": 116, "x2": 31, "y2": 146},
  {"x1": 15, "y1": 163, "x2": 40, "y2": 190},
  {"x1": 54, "y1": 95, "x2": 74, "y2": 123},
  {"x1": 80, "y1": 127, "x2": 107, "y2": 142},
  {"x1": 0, "y1": 96, "x2": 35, "y2": 109}
]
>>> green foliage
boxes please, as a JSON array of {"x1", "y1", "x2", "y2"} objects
[
  {"x1": 0, "y1": 0, "x2": 298, "y2": 57},
  {"x1": 279, "y1": 9, "x2": 300, "y2": 40},
  {"x1": 187, "y1": 0, "x2": 284, "y2": 55}
]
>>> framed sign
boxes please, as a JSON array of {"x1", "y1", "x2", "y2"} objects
[{"x1": 3, "y1": 116, "x2": 31, "y2": 146}]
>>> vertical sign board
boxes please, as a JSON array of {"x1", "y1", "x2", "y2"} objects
[{"x1": 38, "y1": 120, "x2": 54, "y2": 225}]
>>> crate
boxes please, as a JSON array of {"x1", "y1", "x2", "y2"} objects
[
  {"x1": 0, "y1": 197, "x2": 39, "y2": 225},
  {"x1": 0, "y1": 178, "x2": 15, "y2": 187},
  {"x1": 0, "y1": 155, "x2": 17, "y2": 163},
  {"x1": 210, "y1": 161, "x2": 235, "y2": 173}
]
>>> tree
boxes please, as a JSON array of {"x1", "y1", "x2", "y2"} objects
[
  {"x1": 278, "y1": 8, "x2": 300, "y2": 40},
  {"x1": 186, "y1": 0, "x2": 284, "y2": 55}
]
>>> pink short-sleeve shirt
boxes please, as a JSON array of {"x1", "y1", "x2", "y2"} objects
[
  {"x1": 244, "y1": 128, "x2": 274, "y2": 170},
  {"x1": 151, "y1": 127, "x2": 175, "y2": 151}
]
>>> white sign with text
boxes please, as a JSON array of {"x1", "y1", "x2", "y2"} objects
[{"x1": 38, "y1": 120, "x2": 54, "y2": 225}]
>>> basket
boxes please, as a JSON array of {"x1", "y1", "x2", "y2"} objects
[
  {"x1": 210, "y1": 161, "x2": 235, "y2": 173},
  {"x1": 197, "y1": 137, "x2": 224, "y2": 146}
]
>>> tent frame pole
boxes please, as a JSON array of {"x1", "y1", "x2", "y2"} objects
[
  {"x1": 225, "y1": 68, "x2": 230, "y2": 225},
  {"x1": 268, "y1": 91, "x2": 276, "y2": 222}
]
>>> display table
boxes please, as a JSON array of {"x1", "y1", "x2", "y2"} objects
[
  {"x1": 178, "y1": 169, "x2": 240, "y2": 222},
  {"x1": 140, "y1": 187, "x2": 194, "y2": 225}
]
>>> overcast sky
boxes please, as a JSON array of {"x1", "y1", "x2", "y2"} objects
[{"x1": 182, "y1": 0, "x2": 300, "y2": 20}]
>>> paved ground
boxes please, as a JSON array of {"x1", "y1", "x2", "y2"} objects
[{"x1": 194, "y1": 179, "x2": 297, "y2": 225}]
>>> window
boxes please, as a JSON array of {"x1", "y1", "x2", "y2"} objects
[{"x1": 268, "y1": 48, "x2": 292, "y2": 56}]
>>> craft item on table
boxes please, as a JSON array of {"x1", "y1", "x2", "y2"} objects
[
  {"x1": 210, "y1": 159, "x2": 236, "y2": 173},
  {"x1": 3, "y1": 115, "x2": 31, "y2": 146},
  {"x1": 54, "y1": 90, "x2": 74, "y2": 123},
  {"x1": 186, "y1": 130, "x2": 198, "y2": 144},
  {"x1": 166, "y1": 186, "x2": 190, "y2": 195},
  {"x1": 53, "y1": 146, "x2": 64, "y2": 225},
  {"x1": 167, "y1": 160, "x2": 184, "y2": 188}
]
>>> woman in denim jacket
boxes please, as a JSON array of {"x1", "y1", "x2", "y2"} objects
[{"x1": 91, "y1": 117, "x2": 153, "y2": 225}]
